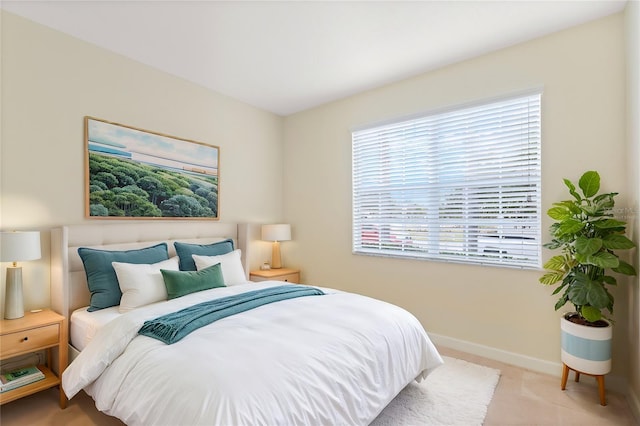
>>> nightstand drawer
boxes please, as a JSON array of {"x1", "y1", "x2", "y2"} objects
[
  {"x1": 250, "y1": 268, "x2": 301, "y2": 284},
  {"x1": 275, "y1": 272, "x2": 299, "y2": 283},
  {"x1": 0, "y1": 324, "x2": 59, "y2": 358},
  {"x1": 251, "y1": 272, "x2": 300, "y2": 283}
]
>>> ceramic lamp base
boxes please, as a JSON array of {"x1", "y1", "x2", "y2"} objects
[{"x1": 5, "y1": 266, "x2": 25, "y2": 319}]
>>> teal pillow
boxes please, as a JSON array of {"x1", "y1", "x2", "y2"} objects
[
  {"x1": 78, "y1": 243, "x2": 169, "y2": 311},
  {"x1": 161, "y1": 263, "x2": 225, "y2": 299},
  {"x1": 174, "y1": 239, "x2": 234, "y2": 271}
]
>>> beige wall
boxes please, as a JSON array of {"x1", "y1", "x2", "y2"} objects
[
  {"x1": 0, "y1": 12, "x2": 284, "y2": 312},
  {"x1": 625, "y1": 0, "x2": 640, "y2": 418},
  {"x1": 1, "y1": 6, "x2": 637, "y2": 407},
  {"x1": 284, "y1": 13, "x2": 632, "y2": 381}
]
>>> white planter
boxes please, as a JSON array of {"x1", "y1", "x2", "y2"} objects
[{"x1": 560, "y1": 313, "x2": 612, "y2": 375}]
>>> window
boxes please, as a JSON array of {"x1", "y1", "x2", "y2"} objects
[{"x1": 352, "y1": 92, "x2": 541, "y2": 268}]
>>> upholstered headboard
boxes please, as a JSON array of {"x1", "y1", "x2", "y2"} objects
[{"x1": 50, "y1": 222, "x2": 252, "y2": 323}]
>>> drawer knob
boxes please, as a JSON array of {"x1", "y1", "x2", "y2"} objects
[{"x1": 22, "y1": 336, "x2": 29, "y2": 342}]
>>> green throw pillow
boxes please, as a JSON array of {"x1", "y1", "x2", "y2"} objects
[
  {"x1": 174, "y1": 239, "x2": 234, "y2": 271},
  {"x1": 161, "y1": 263, "x2": 225, "y2": 299}
]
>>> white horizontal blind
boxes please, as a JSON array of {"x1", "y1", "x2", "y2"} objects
[{"x1": 352, "y1": 92, "x2": 541, "y2": 268}]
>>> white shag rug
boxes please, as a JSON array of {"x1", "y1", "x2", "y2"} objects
[{"x1": 370, "y1": 356, "x2": 501, "y2": 426}]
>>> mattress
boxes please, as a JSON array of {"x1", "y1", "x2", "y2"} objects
[{"x1": 70, "y1": 306, "x2": 121, "y2": 351}]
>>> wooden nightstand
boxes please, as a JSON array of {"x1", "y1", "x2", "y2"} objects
[
  {"x1": 0, "y1": 309, "x2": 68, "y2": 408},
  {"x1": 250, "y1": 268, "x2": 300, "y2": 284}
]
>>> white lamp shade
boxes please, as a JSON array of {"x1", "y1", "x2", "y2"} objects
[
  {"x1": 261, "y1": 224, "x2": 291, "y2": 242},
  {"x1": 1, "y1": 231, "x2": 41, "y2": 262}
]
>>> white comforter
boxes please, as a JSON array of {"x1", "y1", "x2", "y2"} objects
[{"x1": 63, "y1": 282, "x2": 443, "y2": 425}]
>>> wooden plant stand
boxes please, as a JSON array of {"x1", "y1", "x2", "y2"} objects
[{"x1": 561, "y1": 363, "x2": 606, "y2": 406}]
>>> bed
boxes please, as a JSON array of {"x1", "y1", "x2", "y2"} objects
[{"x1": 51, "y1": 222, "x2": 443, "y2": 425}]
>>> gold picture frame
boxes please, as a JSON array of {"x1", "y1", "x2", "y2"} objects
[{"x1": 85, "y1": 116, "x2": 219, "y2": 219}]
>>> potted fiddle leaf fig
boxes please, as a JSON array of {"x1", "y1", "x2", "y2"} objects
[{"x1": 539, "y1": 170, "x2": 636, "y2": 377}]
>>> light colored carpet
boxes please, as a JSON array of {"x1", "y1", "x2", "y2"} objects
[
  {"x1": 5, "y1": 350, "x2": 636, "y2": 425},
  {"x1": 371, "y1": 356, "x2": 501, "y2": 426}
]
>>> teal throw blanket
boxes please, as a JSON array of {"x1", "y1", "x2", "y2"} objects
[{"x1": 138, "y1": 285, "x2": 325, "y2": 344}]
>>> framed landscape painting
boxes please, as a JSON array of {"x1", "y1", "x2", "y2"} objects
[{"x1": 85, "y1": 117, "x2": 219, "y2": 219}]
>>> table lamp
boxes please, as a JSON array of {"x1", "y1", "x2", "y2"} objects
[
  {"x1": 261, "y1": 224, "x2": 291, "y2": 269},
  {"x1": 1, "y1": 231, "x2": 41, "y2": 319}
]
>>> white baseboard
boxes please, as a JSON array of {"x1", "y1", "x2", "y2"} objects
[{"x1": 429, "y1": 332, "x2": 628, "y2": 395}]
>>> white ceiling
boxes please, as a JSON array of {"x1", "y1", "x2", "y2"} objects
[{"x1": 1, "y1": 1, "x2": 628, "y2": 116}]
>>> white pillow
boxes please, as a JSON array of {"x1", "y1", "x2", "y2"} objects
[
  {"x1": 112, "y1": 257, "x2": 180, "y2": 313},
  {"x1": 192, "y1": 249, "x2": 247, "y2": 286}
]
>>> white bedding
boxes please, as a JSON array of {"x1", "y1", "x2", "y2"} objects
[
  {"x1": 70, "y1": 306, "x2": 121, "y2": 351},
  {"x1": 63, "y1": 282, "x2": 443, "y2": 425}
]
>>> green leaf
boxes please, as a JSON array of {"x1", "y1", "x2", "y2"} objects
[
  {"x1": 593, "y1": 219, "x2": 626, "y2": 229},
  {"x1": 574, "y1": 252, "x2": 589, "y2": 264},
  {"x1": 563, "y1": 178, "x2": 576, "y2": 192},
  {"x1": 585, "y1": 281, "x2": 610, "y2": 309},
  {"x1": 612, "y1": 260, "x2": 637, "y2": 276},
  {"x1": 542, "y1": 255, "x2": 567, "y2": 271},
  {"x1": 581, "y1": 305, "x2": 602, "y2": 322},
  {"x1": 539, "y1": 271, "x2": 564, "y2": 285},
  {"x1": 563, "y1": 178, "x2": 581, "y2": 201},
  {"x1": 585, "y1": 251, "x2": 619, "y2": 269},
  {"x1": 579, "y1": 171, "x2": 600, "y2": 198},
  {"x1": 552, "y1": 201, "x2": 582, "y2": 215},
  {"x1": 581, "y1": 205, "x2": 601, "y2": 216},
  {"x1": 602, "y1": 234, "x2": 636, "y2": 250},
  {"x1": 567, "y1": 271, "x2": 590, "y2": 306},
  {"x1": 543, "y1": 240, "x2": 563, "y2": 250},
  {"x1": 575, "y1": 236, "x2": 602, "y2": 256},
  {"x1": 593, "y1": 193, "x2": 617, "y2": 211},
  {"x1": 547, "y1": 206, "x2": 571, "y2": 221},
  {"x1": 605, "y1": 288, "x2": 614, "y2": 313},
  {"x1": 557, "y1": 219, "x2": 584, "y2": 236},
  {"x1": 568, "y1": 285, "x2": 588, "y2": 306},
  {"x1": 572, "y1": 270, "x2": 590, "y2": 284},
  {"x1": 593, "y1": 192, "x2": 618, "y2": 203},
  {"x1": 565, "y1": 202, "x2": 582, "y2": 215},
  {"x1": 568, "y1": 274, "x2": 609, "y2": 311},
  {"x1": 554, "y1": 295, "x2": 569, "y2": 311},
  {"x1": 551, "y1": 280, "x2": 569, "y2": 295},
  {"x1": 602, "y1": 275, "x2": 617, "y2": 285}
]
